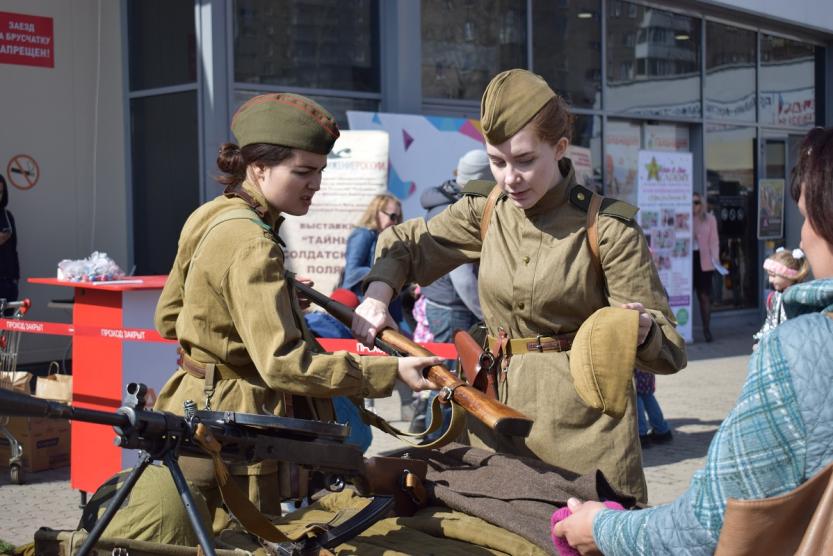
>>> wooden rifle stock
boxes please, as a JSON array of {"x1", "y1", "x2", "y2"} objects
[{"x1": 288, "y1": 273, "x2": 533, "y2": 437}]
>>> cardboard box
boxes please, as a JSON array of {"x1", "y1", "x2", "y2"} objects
[{"x1": 0, "y1": 416, "x2": 70, "y2": 472}]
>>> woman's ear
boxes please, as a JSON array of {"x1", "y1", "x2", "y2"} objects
[{"x1": 553, "y1": 137, "x2": 569, "y2": 161}]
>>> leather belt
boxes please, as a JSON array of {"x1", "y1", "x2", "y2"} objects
[
  {"x1": 487, "y1": 333, "x2": 575, "y2": 355},
  {"x1": 177, "y1": 347, "x2": 248, "y2": 381}
]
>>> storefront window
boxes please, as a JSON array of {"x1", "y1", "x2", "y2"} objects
[
  {"x1": 233, "y1": 90, "x2": 378, "y2": 129},
  {"x1": 131, "y1": 92, "x2": 200, "y2": 274},
  {"x1": 570, "y1": 115, "x2": 603, "y2": 191},
  {"x1": 421, "y1": 0, "x2": 527, "y2": 100},
  {"x1": 233, "y1": 0, "x2": 380, "y2": 92},
  {"x1": 760, "y1": 34, "x2": 816, "y2": 128},
  {"x1": 705, "y1": 125, "x2": 757, "y2": 310},
  {"x1": 127, "y1": 0, "x2": 196, "y2": 91},
  {"x1": 705, "y1": 22, "x2": 756, "y2": 123},
  {"x1": 532, "y1": 0, "x2": 601, "y2": 109},
  {"x1": 606, "y1": 1, "x2": 700, "y2": 118}
]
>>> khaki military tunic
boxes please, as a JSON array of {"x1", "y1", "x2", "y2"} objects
[
  {"x1": 154, "y1": 181, "x2": 399, "y2": 513},
  {"x1": 365, "y1": 159, "x2": 686, "y2": 503}
]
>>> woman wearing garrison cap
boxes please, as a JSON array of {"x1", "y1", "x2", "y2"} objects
[
  {"x1": 153, "y1": 93, "x2": 440, "y2": 525},
  {"x1": 353, "y1": 70, "x2": 686, "y2": 503}
]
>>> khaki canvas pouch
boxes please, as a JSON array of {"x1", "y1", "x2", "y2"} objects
[{"x1": 568, "y1": 306, "x2": 638, "y2": 419}]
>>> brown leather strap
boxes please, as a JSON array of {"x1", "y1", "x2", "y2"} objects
[
  {"x1": 586, "y1": 192, "x2": 603, "y2": 272},
  {"x1": 487, "y1": 333, "x2": 575, "y2": 355},
  {"x1": 480, "y1": 185, "x2": 503, "y2": 241},
  {"x1": 177, "y1": 348, "x2": 247, "y2": 381}
]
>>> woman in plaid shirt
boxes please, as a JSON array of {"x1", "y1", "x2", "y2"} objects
[{"x1": 554, "y1": 126, "x2": 833, "y2": 555}]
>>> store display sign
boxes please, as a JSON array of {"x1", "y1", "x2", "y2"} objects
[
  {"x1": 637, "y1": 150, "x2": 694, "y2": 343},
  {"x1": 0, "y1": 11, "x2": 54, "y2": 68},
  {"x1": 757, "y1": 178, "x2": 785, "y2": 240},
  {"x1": 280, "y1": 130, "x2": 389, "y2": 295}
]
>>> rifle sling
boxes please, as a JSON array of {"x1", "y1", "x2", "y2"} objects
[{"x1": 353, "y1": 391, "x2": 467, "y2": 450}]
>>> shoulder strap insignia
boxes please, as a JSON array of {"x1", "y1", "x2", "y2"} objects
[
  {"x1": 462, "y1": 179, "x2": 500, "y2": 198},
  {"x1": 569, "y1": 185, "x2": 638, "y2": 222}
]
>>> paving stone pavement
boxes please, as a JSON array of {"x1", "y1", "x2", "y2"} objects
[{"x1": 0, "y1": 313, "x2": 759, "y2": 547}]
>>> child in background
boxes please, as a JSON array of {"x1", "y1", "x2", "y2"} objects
[
  {"x1": 635, "y1": 369, "x2": 672, "y2": 448},
  {"x1": 753, "y1": 247, "x2": 810, "y2": 345}
]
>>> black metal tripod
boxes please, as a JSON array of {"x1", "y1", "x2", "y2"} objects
[{"x1": 77, "y1": 442, "x2": 215, "y2": 556}]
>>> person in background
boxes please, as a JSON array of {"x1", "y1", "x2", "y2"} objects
[
  {"x1": 0, "y1": 175, "x2": 20, "y2": 307},
  {"x1": 352, "y1": 69, "x2": 686, "y2": 503},
  {"x1": 553, "y1": 125, "x2": 833, "y2": 555},
  {"x1": 153, "y1": 92, "x2": 440, "y2": 527},
  {"x1": 692, "y1": 191, "x2": 720, "y2": 342},
  {"x1": 410, "y1": 149, "x2": 490, "y2": 438},
  {"x1": 420, "y1": 149, "x2": 488, "y2": 339},
  {"x1": 341, "y1": 193, "x2": 416, "y2": 420},
  {"x1": 753, "y1": 247, "x2": 810, "y2": 346},
  {"x1": 635, "y1": 368, "x2": 672, "y2": 448},
  {"x1": 341, "y1": 194, "x2": 403, "y2": 298},
  {"x1": 304, "y1": 288, "x2": 374, "y2": 453}
]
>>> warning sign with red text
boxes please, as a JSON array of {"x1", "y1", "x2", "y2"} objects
[{"x1": 0, "y1": 11, "x2": 54, "y2": 68}]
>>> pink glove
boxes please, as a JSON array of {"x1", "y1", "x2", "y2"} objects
[{"x1": 550, "y1": 501, "x2": 625, "y2": 556}]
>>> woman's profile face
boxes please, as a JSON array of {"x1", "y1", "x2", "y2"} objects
[
  {"x1": 485, "y1": 123, "x2": 567, "y2": 210},
  {"x1": 255, "y1": 149, "x2": 327, "y2": 216},
  {"x1": 692, "y1": 194, "x2": 703, "y2": 216},
  {"x1": 798, "y1": 187, "x2": 833, "y2": 279},
  {"x1": 376, "y1": 200, "x2": 402, "y2": 231}
]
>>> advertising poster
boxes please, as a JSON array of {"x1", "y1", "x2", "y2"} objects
[
  {"x1": 280, "y1": 130, "x2": 389, "y2": 295},
  {"x1": 347, "y1": 111, "x2": 487, "y2": 219},
  {"x1": 757, "y1": 178, "x2": 785, "y2": 240},
  {"x1": 604, "y1": 120, "x2": 641, "y2": 205},
  {"x1": 566, "y1": 145, "x2": 593, "y2": 189},
  {"x1": 637, "y1": 150, "x2": 694, "y2": 343}
]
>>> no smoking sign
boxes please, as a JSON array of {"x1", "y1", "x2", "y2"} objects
[{"x1": 6, "y1": 154, "x2": 39, "y2": 190}]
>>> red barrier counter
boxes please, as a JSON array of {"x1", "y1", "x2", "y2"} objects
[{"x1": 28, "y1": 276, "x2": 177, "y2": 493}]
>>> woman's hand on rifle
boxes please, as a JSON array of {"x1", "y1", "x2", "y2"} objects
[
  {"x1": 353, "y1": 281, "x2": 397, "y2": 346},
  {"x1": 397, "y1": 356, "x2": 442, "y2": 391}
]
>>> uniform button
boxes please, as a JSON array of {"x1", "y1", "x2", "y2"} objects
[
  {"x1": 522, "y1": 256, "x2": 530, "y2": 264},
  {"x1": 518, "y1": 302, "x2": 525, "y2": 310},
  {"x1": 576, "y1": 192, "x2": 586, "y2": 201}
]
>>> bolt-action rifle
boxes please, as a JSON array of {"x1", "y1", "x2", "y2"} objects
[
  {"x1": 287, "y1": 273, "x2": 533, "y2": 438},
  {"x1": 0, "y1": 384, "x2": 422, "y2": 556}
]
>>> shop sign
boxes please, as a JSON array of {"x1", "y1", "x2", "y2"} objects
[
  {"x1": 760, "y1": 88, "x2": 815, "y2": 128},
  {"x1": 0, "y1": 11, "x2": 54, "y2": 68},
  {"x1": 757, "y1": 178, "x2": 785, "y2": 240}
]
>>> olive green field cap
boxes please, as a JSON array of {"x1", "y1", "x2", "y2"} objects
[
  {"x1": 231, "y1": 93, "x2": 340, "y2": 154},
  {"x1": 480, "y1": 69, "x2": 556, "y2": 145},
  {"x1": 569, "y1": 306, "x2": 639, "y2": 419}
]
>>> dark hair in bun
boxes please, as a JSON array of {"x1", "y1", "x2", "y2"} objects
[{"x1": 216, "y1": 143, "x2": 294, "y2": 187}]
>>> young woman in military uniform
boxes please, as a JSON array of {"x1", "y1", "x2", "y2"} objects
[
  {"x1": 352, "y1": 70, "x2": 686, "y2": 503},
  {"x1": 153, "y1": 93, "x2": 440, "y2": 525}
]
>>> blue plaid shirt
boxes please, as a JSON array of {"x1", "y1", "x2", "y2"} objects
[{"x1": 593, "y1": 279, "x2": 833, "y2": 555}]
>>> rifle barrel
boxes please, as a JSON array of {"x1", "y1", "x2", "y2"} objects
[
  {"x1": 287, "y1": 274, "x2": 533, "y2": 437},
  {"x1": 0, "y1": 388, "x2": 129, "y2": 428}
]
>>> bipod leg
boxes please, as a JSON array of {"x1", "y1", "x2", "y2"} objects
[
  {"x1": 164, "y1": 450, "x2": 216, "y2": 556},
  {"x1": 77, "y1": 451, "x2": 153, "y2": 556}
]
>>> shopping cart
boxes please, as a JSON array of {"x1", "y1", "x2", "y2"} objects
[{"x1": 0, "y1": 298, "x2": 32, "y2": 484}]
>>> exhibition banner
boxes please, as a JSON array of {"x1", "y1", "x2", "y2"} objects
[
  {"x1": 637, "y1": 150, "x2": 694, "y2": 342},
  {"x1": 347, "y1": 111, "x2": 487, "y2": 219},
  {"x1": 280, "y1": 130, "x2": 389, "y2": 295}
]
